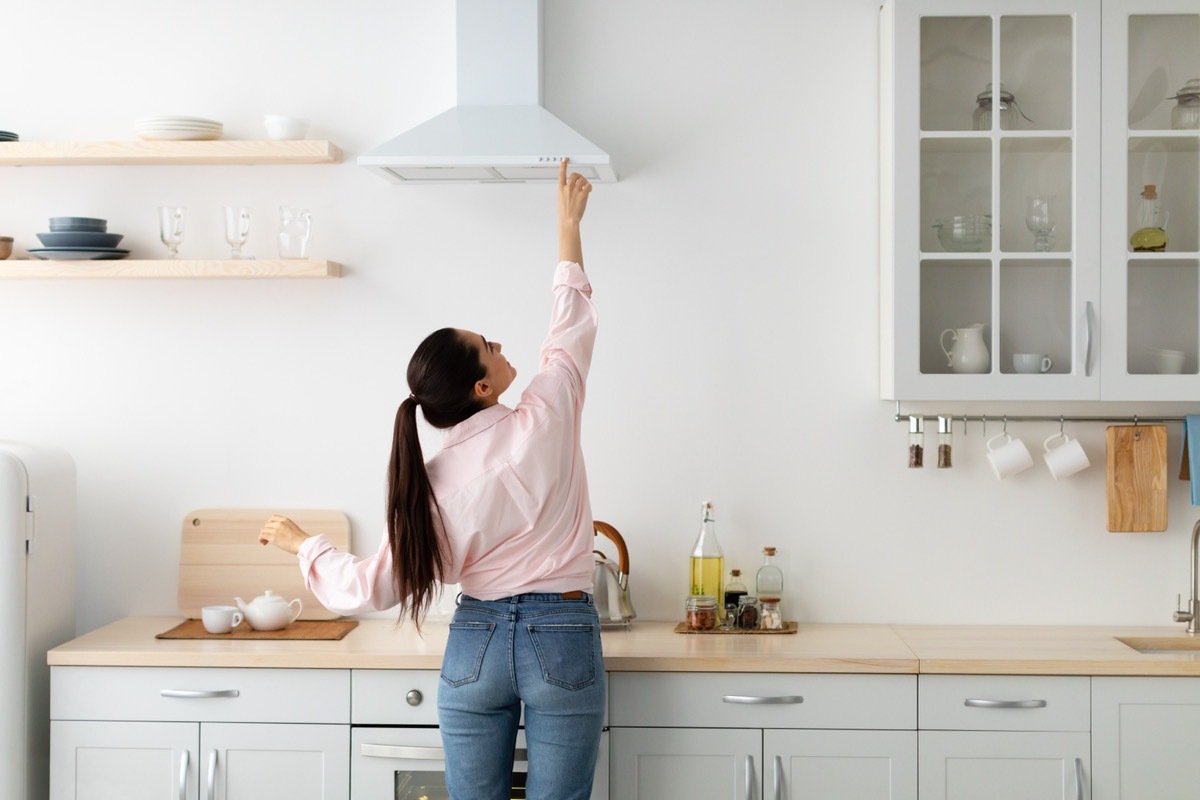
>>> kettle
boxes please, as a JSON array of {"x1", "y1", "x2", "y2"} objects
[
  {"x1": 234, "y1": 589, "x2": 303, "y2": 631},
  {"x1": 593, "y1": 520, "x2": 636, "y2": 628}
]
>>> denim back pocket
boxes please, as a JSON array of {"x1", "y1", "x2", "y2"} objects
[
  {"x1": 440, "y1": 621, "x2": 496, "y2": 687},
  {"x1": 526, "y1": 624, "x2": 597, "y2": 690}
]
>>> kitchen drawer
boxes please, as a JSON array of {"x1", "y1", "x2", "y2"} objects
[
  {"x1": 919, "y1": 675, "x2": 1090, "y2": 732},
  {"x1": 609, "y1": 672, "x2": 916, "y2": 730},
  {"x1": 353, "y1": 669, "x2": 442, "y2": 725},
  {"x1": 50, "y1": 666, "x2": 349, "y2": 724}
]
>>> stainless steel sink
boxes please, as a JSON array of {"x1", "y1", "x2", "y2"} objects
[{"x1": 1116, "y1": 636, "x2": 1200, "y2": 655}]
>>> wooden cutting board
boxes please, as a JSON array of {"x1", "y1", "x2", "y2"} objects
[
  {"x1": 1106, "y1": 426, "x2": 1168, "y2": 532},
  {"x1": 179, "y1": 509, "x2": 351, "y2": 620}
]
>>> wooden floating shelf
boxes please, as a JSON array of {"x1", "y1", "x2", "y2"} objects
[
  {"x1": 0, "y1": 140, "x2": 341, "y2": 166},
  {"x1": 0, "y1": 259, "x2": 342, "y2": 279}
]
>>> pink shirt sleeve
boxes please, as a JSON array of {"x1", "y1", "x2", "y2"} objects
[{"x1": 296, "y1": 530, "x2": 400, "y2": 615}]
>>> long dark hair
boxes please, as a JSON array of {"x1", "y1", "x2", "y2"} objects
[{"x1": 388, "y1": 328, "x2": 486, "y2": 628}]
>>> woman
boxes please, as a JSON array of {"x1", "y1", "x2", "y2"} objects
[{"x1": 259, "y1": 158, "x2": 602, "y2": 800}]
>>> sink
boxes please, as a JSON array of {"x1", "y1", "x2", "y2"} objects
[{"x1": 1116, "y1": 636, "x2": 1200, "y2": 655}]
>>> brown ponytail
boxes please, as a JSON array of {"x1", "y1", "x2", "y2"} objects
[{"x1": 387, "y1": 328, "x2": 486, "y2": 628}]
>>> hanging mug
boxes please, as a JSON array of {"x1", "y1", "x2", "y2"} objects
[{"x1": 940, "y1": 324, "x2": 990, "y2": 373}]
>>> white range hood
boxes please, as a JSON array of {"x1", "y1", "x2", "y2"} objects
[{"x1": 359, "y1": 0, "x2": 616, "y2": 184}]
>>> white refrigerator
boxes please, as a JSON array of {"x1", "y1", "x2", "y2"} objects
[{"x1": 0, "y1": 442, "x2": 75, "y2": 800}]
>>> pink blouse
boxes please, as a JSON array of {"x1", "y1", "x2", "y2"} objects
[{"x1": 296, "y1": 261, "x2": 597, "y2": 613}]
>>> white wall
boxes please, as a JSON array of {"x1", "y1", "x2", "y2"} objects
[{"x1": 0, "y1": 0, "x2": 1194, "y2": 634}]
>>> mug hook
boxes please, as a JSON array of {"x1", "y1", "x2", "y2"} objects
[{"x1": 1059, "y1": 416, "x2": 1065, "y2": 435}]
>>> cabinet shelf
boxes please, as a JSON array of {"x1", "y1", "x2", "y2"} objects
[
  {"x1": 0, "y1": 259, "x2": 342, "y2": 279},
  {"x1": 0, "y1": 139, "x2": 341, "y2": 166}
]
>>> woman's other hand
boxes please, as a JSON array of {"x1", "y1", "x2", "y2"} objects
[
  {"x1": 558, "y1": 158, "x2": 591, "y2": 266},
  {"x1": 259, "y1": 514, "x2": 311, "y2": 555}
]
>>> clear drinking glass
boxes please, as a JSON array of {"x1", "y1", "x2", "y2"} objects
[
  {"x1": 158, "y1": 206, "x2": 186, "y2": 258},
  {"x1": 278, "y1": 206, "x2": 312, "y2": 258},
  {"x1": 1025, "y1": 194, "x2": 1056, "y2": 252},
  {"x1": 223, "y1": 206, "x2": 252, "y2": 259}
]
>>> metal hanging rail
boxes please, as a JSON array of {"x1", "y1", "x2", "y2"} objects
[{"x1": 892, "y1": 401, "x2": 1188, "y2": 426}]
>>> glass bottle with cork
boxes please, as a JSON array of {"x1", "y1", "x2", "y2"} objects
[
  {"x1": 756, "y1": 547, "x2": 784, "y2": 619},
  {"x1": 689, "y1": 501, "x2": 724, "y2": 605},
  {"x1": 1131, "y1": 184, "x2": 1168, "y2": 252}
]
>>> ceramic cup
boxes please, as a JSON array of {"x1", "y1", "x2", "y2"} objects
[
  {"x1": 1013, "y1": 353, "x2": 1053, "y2": 374},
  {"x1": 264, "y1": 115, "x2": 309, "y2": 141},
  {"x1": 201, "y1": 605, "x2": 244, "y2": 634},
  {"x1": 1043, "y1": 432, "x2": 1091, "y2": 480},
  {"x1": 986, "y1": 432, "x2": 1034, "y2": 480},
  {"x1": 1150, "y1": 348, "x2": 1185, "y2": 374}
]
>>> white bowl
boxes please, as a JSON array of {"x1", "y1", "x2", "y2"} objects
[{"x1": 264, "y1": 115, "x2": 309, "y2": 141}]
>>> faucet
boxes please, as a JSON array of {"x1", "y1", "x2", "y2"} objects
[{"x1": 1173, "y1": 519, "x2": 1200, "y2": 635}]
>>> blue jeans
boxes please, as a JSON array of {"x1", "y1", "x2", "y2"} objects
[{"x1": 438, "y1": 593, "x2": 606, "y2": 800}]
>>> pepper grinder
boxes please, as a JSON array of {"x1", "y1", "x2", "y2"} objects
[
  {"x1": 908, "y1": 415, "x2": 925, "y2": 468},
  {"x1": 937, "y1": 415, "x2": 953, "y2": 468}
]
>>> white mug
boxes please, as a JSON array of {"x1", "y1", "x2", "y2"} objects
[
  {"x1": 1013, "y1": 353, "x2": 1053, "y2": 374},
  {"x1": 1043, "y1": 432, "x2": 1091, "y2": 480},
  {"x1": 201, "y1": 605, "x2": 244, "y2": 634},
  {"x1": 986, "y1": 432, "x2": 1034, "y2": 480}
]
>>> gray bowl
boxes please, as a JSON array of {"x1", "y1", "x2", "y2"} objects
[
  {"x1": 48, "y1": 216, "x2": 108, "y2": 232},
  {"x1": 36, "y1": 231, "x2": 124, "y2": 248}
]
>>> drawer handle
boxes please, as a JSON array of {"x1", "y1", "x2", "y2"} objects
[
  {"x1": 722, "y1": 695, "x2": 804, "y2": 705},
  {"x1": 963, "y1": 698, "x2": 1047, "y2": 709},
  {"x1": 361, "y1": 744, "x2": 529, "y2": 764},
  {"x1": 161, "y1": 689, "x2": 240, "y2": 699}
]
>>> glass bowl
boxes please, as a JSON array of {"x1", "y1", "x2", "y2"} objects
[{"x1": 933, "y1": 215, "x2": 992, "y2": 252}]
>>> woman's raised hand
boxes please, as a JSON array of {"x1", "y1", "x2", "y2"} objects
[{"x1": 558, "y1": 158, "x2": 590, "y2": 266}]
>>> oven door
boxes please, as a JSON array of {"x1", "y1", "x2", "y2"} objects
[{"x1": 351, "y1": 726, "x2": 608, "y2": 800}]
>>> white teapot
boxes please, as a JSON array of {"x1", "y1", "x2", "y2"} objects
[{"x1": 234, "y1": 590, "x2": 303, "y2": 631}]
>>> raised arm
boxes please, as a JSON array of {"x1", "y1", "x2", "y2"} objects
[{"x1": 558, "y1": 158, "x2": 592, "y2": 269}]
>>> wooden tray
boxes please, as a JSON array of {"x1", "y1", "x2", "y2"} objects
[
  {"x1": 673, "y1": 621, "x2": 798, "y2": 635},
  {"x1": 156, "y1": 619, "x2": 359, "y2": 641}
]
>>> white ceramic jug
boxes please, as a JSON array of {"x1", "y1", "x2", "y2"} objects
[{"x1": 940, "y1": 324, "x2": 990, "y2": 373}]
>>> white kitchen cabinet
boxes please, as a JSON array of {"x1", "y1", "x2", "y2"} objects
[
  {"x1": 918, "y1": 676, "x2": 1091, "y2": 800},
  {"x1": 609, "y1": 673, "x2": 917, "y2": 800},
  {"x1": 881, "y1": 0, "x2": 1200, "y2": 401},
  {"x1": 1092, "y1": 676, "x2": 1200, "y2": 799},
  {"x1": 50, "y1": 666, "x2": 350, "y2": 800}
]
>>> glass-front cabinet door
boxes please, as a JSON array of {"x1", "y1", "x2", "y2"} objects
[
  {"x1": 1101, "y1": 1, "x2": 1200, "y2": 400},
  {"x1": 881, "y1": 0, "x2": 1101, "y2": 400}
]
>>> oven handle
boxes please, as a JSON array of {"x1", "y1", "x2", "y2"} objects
[{"x1": 361, "y1": 743, "x2": 529, "y2": 764}]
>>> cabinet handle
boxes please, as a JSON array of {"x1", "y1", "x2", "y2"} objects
[
  {"x1": 963, "y1": 698, "x2": 1047, "y2": 709},
  {"x1": 1075, "y1": 757, "x2": 1085, "y2": 800},
  {"x1": 1084, "y1": 301, "x2": 1095, "y2": 377},
  {"x1": 722, "y1": 695, "x2": 804, "y2": 705},
  {"x1": 744, "y1": 755, "x2": 755, "y2": 800},
  {"x1": 773, "y1": 754, "x2": 784, "y2": 800},
  {"x1": 178, "y1": 750, "x2": 189, "y2": 800},
  {"x1": 361, "y1": 743, "x2": 529, "y2": 763},
  {"x1": 206, "y1": 749, "x2": 217, "y2": 800},
  {"x1": 161, "y1": 689, "x2": 240, "y2": 699}
]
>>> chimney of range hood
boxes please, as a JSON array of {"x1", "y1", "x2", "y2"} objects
[{"x1": 358, "y1": 0, "x2": 616, "y2": 184}]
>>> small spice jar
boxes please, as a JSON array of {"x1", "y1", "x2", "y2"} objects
[
  {"x1": 759, "y1": 597, "x2": 784, "y2": 630},
  {"x1": 936, "y1": 414, "x2": 953, "y2": 469},
  {"x1": 736, "y1": 595, "x2": 760, "y2": 630},
  {"x1": 685, "y1": 595, "x2": 718, "y2": 631},
  {"x1": 907, "y1": 415, "x2": 924, "y2": 468}
]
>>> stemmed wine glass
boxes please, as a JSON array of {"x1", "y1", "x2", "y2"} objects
[
  {"x1": 1025, "y1": 194, "x2": 1056, "y2": 252},
  {"x1": 158, "y1": 206, "x2": 186, "y2": 258},
  {"x1": 223, "y1": 206, "x2": 252, "y2": 259}
]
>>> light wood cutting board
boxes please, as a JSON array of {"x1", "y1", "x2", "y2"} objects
[
  {"x1": 1106, "y1": 426, "x2": 1168, "y2": 532},
  {"x1": 179, "y1": 509, "x2": 351, "y2": 620}
]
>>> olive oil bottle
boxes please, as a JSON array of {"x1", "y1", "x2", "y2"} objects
[
  {"x1": 689, "y1": 501, "x2": 724, "y2": 601},
  {"x1": 1131, "y1": 184, "x2": 1168, "y2": 252}
]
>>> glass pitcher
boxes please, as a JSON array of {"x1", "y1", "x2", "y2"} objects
[{"x1": 278, "y1": 206, "x2": 312, "y2": 259}]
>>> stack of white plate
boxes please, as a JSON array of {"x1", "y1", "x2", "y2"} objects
[{"x1": 135, "y1": 115, "x2": 223, "y2": 141}]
